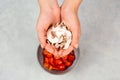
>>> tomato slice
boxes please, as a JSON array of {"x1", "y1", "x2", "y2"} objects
[
  {"x1": 57, "y1": 64, "x2": 66, "y2": 71},
  {"x1": 44, "y1": 63, "x2": 50, "y2": 69},
  {"x1": 65, "y1": 61, "x2": 72, "y2": 67},
  {"x1": 54, "y1": 59, "x2": 63, "y2": 65},
  {"x1": 68, "y1": 54, "x2": 75, "y2": 62},
  {"x1": 43, "y1": 49, "x2": 75, "y2": 71},
  {"x1": 44, "y1": 57, "x2": 49, "y2": 63}
]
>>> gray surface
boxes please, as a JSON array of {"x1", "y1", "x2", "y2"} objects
[{"x1": 0, "y1": 0, "x2": 120, "y2": 80}]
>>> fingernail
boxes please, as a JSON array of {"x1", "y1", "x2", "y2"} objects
[{"x1": 74, "y1": 44, "x2": 78, "y2": 48}]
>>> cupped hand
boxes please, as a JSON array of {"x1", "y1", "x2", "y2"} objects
[
  {"x1": 58, "y1": 6, "x2": 81, "y2": 57},
  {"x1": 36, "y1": 1, "x2": 60, "y2": 54},
  {"x1": 37, "y1": 0, "x2": 82, "y2": 57}
]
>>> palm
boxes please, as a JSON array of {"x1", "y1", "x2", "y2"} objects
[
  {"x1": 60, "y1": 10, "x2": 81, "y2": 57},
  {"x1": 37, "y1": 8, "x2": 60, "y2": 53}
]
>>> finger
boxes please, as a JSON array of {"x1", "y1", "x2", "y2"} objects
[
  {"x1": 45, "y1": 44, "x2": 54, "y2": 53},
  {"x1": 53, "y1": 49, "x2": 60, "y2": 59},
  {"x1": 71, "y1": 27, "x2": 80, "y2": 48},
  {"x1": 37, "y1": 30, "x2": 46, "y2": 48},
  {"x1": 61, "y1": 45, "x2": 74, "y2": 57},
  {"x1": 58, "y1": 49, "x2": 64, "y2": 56},
  {"x1": 70, "y1": 18, "x2": 81, "y2": 48}
]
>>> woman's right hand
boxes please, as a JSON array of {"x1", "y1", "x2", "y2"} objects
[{"x1": 36, "y1": 0, "x2": 60, "y2": 54}]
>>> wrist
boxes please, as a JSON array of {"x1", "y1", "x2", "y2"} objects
[
  {"x1": 38, "y1": 0, "x2": 59, "y2": 11},
  {"x1": 61, "y1": 0, "x2": 82, "y2": 12}
]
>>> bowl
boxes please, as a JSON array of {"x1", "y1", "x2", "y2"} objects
[{"x1": 37, "y1": 45, "x2": 80, "y2": 74}]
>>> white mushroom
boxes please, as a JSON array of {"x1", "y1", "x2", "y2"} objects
[{"x1": 47, "y1": 22, "x2": 72, "y2": 49}]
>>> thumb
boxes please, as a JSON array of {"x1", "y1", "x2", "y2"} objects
[
  {"x1": 61, "y1": 45, "x2": 74, "y2": 57},
  {"x1": 71, "y1": 25, "x2": 80, "y2": 49}
]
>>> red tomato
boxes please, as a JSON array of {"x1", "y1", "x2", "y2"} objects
[
  {"x1": 46, "y1": 53, "x2": 53, "y2": 58},
  {"x1": 52, "y1": 66, "x2": 59, "y2": 70},
  {"x1": 65, "y1": 61, "x2": 72, "y2": 67},
  {"x1": 57, "y1": 64, "x2": 66, "y2": 71},
  {"x1": 62, "y1": 55, "x2": 68, "y2": 60},
  {"x1": 44, "y1": 57, "x2": 49, "y2": 63},
  {"x1": 70, "y1": 50, "x2": 74, "y2": 55},
  {"x1": 44, "y1": 63, "x2": 49, "y2": 69},
  {"x1": 54, "y1": 59, "x2": 63, "y2": 65},
  {"x1": 68, "y1": 55, "x2": 75, "y2": 62},
  {"x1": 48, "y1": 57, "x2": 54, "y2": 65},
  {"x1": 48, "y1": 65, "x2": 53, "y2": 70},
  {"x1": 42, "y1": 49, "x2": 48, "y2": 55}
]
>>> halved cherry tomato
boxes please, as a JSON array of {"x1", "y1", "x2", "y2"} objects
[
  {"x1": 48, "y1": 57, "x2": 54, "y2": 65},
  {"x1": 44, "y1": 57, "x2": 49, "y2": 63},
  {"x1": 70, "y1": 50, "x2": 74, "y2": 54},
  {"x1": 44, "y1": 63, "x2": 50, "y2": 69},
  {"x1": 62, "y1": 55, "x2": 68, "y2": 60},
  {"x1": 43, "y1": 49, "x2": 75, "y2": 71},
  {"x1": 42, "y1": 49, "x2": 49, "y2": 55},
  {"x1": 46, "y1": 53, "x2": 53, "y2": 58},
  {"x1": 68, "y1": 55, "x2": 75, "y2": 62},
  {"x1": 51, "y1": 66, "x2": 59, "y2": 70},
  {"x1": 54, "y1": 59, "x2": 63, "y2": 65},
  {"x1": 57, "y1": 64, "x2": 66, "y2": 71},
  {"x1": 65, "y1": 61, "x2": 72, "y2": 67}
]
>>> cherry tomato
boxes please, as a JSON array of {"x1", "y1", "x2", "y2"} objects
[
  {"x1": 48, "y1": 65, "x2": 53, "y2": 70},
  {"x1": 42, "y1": 49, "x2": 47, "y2": 55},
  {"x1": 70, "y1": 50, "x2": 74, "y2": 55},
  {"x1": 48, "y1": 57, "x2": 54, "y2": 65},
  {"x1": 57, "y1": 64, "x2": 66, "y2": 71},
  {"x1": 62, "y1": 55, "x2": 68, "y2": 60},
  {"x1": 52, "y1": 66, "x2": 59, "y2": 70},
  {"x1": 54, "y1": 59, "x2": 63, "y2": 65},
  {"x1": 68, "y1": 55, "x2": 75, "y2": 62},
  {"x1": 65, "y1": 61, "x2": 72, "y2": 67},
  {"x1": 44, "y1": 63, "x2": 50, "y2": 69},
  {"x1": 44, "y1": 57, "x2": 49, "y2": 63},
  {"x1": 46, "y1": 53, "x2": 53, "y2": 58}
]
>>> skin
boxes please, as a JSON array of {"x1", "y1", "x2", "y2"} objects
[{"x1": 37, "y1": 0, "x2": 82, "y2": 57}]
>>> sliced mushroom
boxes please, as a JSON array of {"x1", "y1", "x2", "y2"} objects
[{"x1": 47, "y1": 22, "x2": 72, "y2": 49}]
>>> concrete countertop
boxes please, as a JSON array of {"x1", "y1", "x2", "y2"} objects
[{"x1": 0, "y1": 0, "x2": 120, "y2": 80}]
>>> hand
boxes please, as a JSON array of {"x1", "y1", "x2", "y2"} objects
[
  {"x1": 36, "y1": 0, "x2": 60, "y2": 53},
  {"x1": 58, "y1": 0, "x2": 82, "y2": 57}
]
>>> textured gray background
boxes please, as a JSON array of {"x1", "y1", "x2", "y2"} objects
[{"x1": 0, "y1": 0, "x2": 120, "y2": 80}]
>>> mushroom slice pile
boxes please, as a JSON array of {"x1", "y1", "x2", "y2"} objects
[{"x1": 47, "y1": 23, "x2": 72, "y2": 49}]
